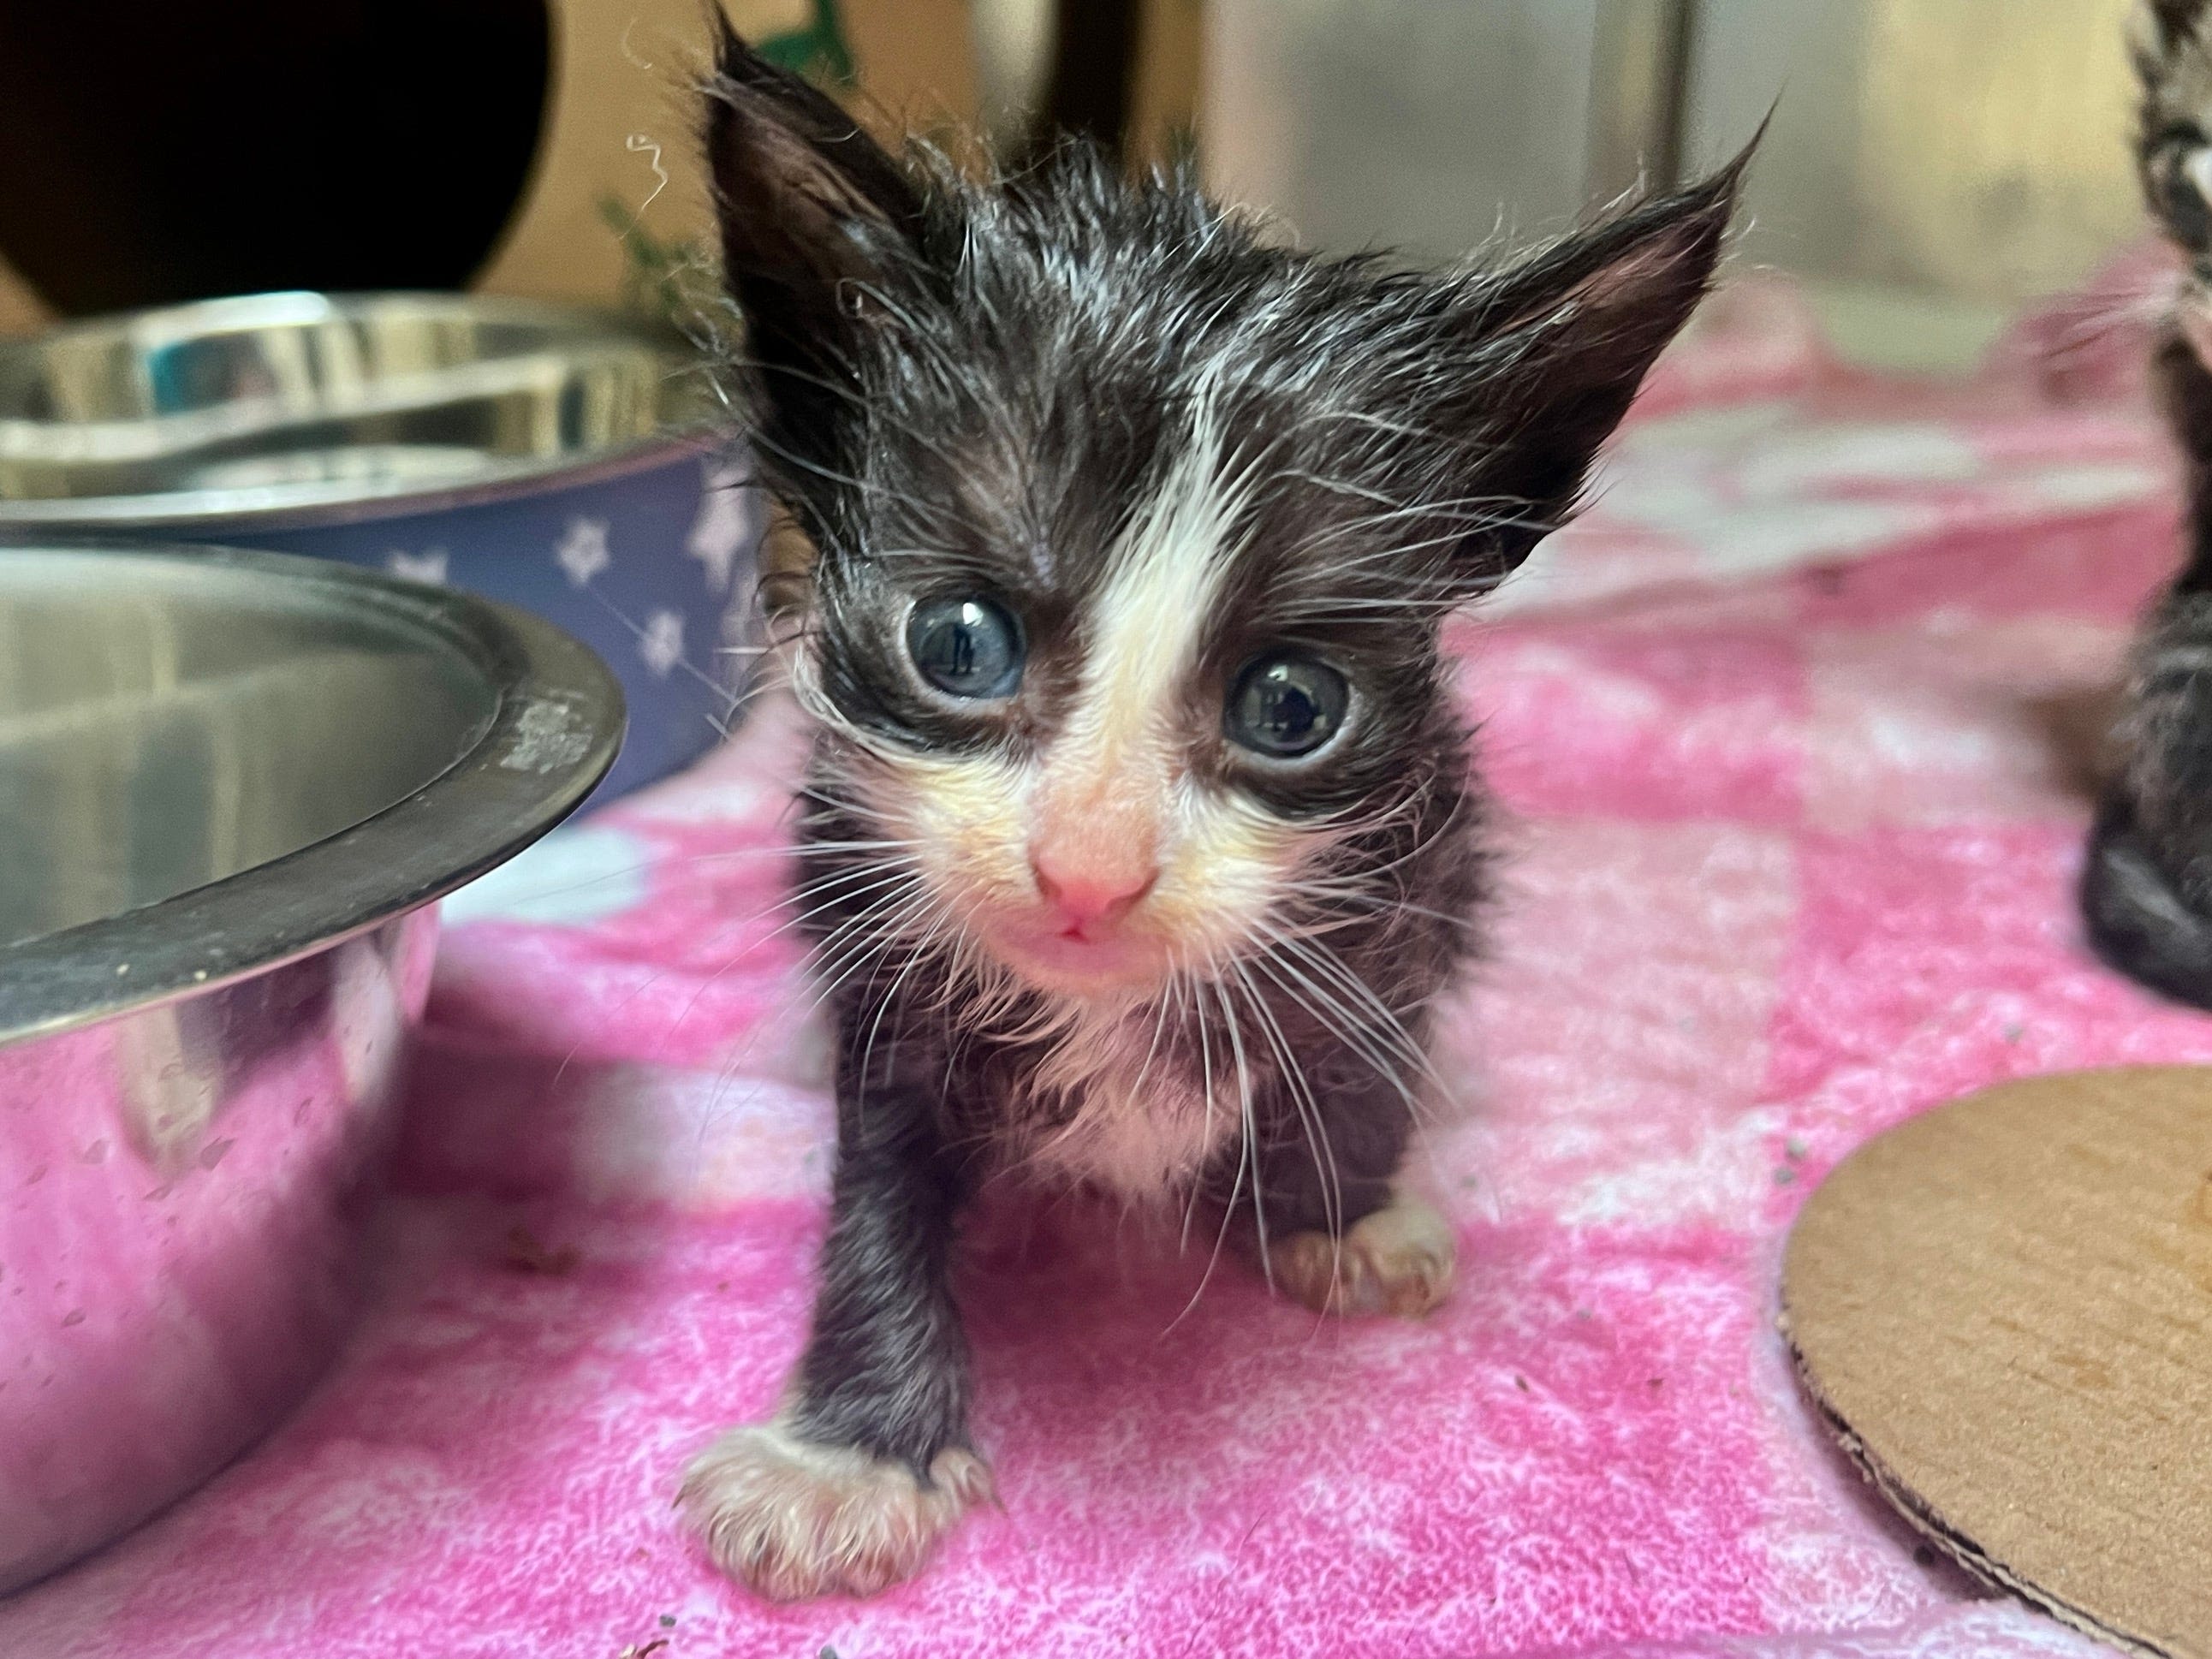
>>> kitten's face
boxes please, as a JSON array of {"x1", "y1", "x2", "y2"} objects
[
  {"x1": 705, "y1": 27, "x2": 1738, "y2": 1002},
  {"x1": 801, "y1": 389, "x2": 1436, "y2": 998}
]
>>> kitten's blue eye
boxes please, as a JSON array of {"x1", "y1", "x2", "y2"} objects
[
  {"x1": 907, "y1": 596, "x2": 1025, "y2": 699},
  {"x1": 1227, "y1": 655, "x2": 1349, "y2": 758}
]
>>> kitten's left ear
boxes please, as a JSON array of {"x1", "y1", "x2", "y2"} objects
[
  {"x1": 703, "y1": 15, "x2": 921, "y2": 293},
  {"x1": 1457, "y1": 145, "x2": 1751, "y2": 579},
  {"x1": 701, "y1": 15, "x2": 925, "y2": 465}
]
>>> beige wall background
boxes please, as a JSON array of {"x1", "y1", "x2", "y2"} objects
[
  {"x1": 1204, "y1": 0, "x2": 2150, "y2": 372},
  {"x1": 472, "y1": 0, "x2": 983, "y2": 311},
  {"x1": 1682, "y1": 0, "x2": 2142, "y2": 298},
  {"x1": 0, "y1": 257, "x2": 38, "y2": 337},
  {"x1": 21, "y1": 0, "x2": 2144, "y2": 376}
]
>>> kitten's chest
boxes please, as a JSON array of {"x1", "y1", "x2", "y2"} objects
[{"x1": 1003, "y1": 1006, "x2": 1240, "y2": 1200}]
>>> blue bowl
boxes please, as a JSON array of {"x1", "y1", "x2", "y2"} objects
[{"x1": 0, "y1": 291, "x2": 761, "y2": 800}]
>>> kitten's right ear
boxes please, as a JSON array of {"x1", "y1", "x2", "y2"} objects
[
  {"x1": 1435, "y1": 152, "x2": 1744, "y2": 583},
  {"x1": 702, "y1": 15, "x2": 922, "y2": 388}
]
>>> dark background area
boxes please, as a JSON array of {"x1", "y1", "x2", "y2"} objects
[{"x1": 0, "y1": 1, "x2": 550, "y2": 313}]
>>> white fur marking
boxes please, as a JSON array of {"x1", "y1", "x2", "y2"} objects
[
  {"x1": 679, "y1": 1420, "x2": 992, "y2": 1602},
  {"x1": 2152, "y1": 645, "x2": 2212, "y2": 678},
  {"x1": 1058, "y1": 388, "x2": 1250, "y2": 775},
  {"x1": 1269, "y1": 1195, "x2": 1457, "y2": 1317},
  {"x1": 1020, "y1": 1002, "x2": 1237, "y2": 1197}
]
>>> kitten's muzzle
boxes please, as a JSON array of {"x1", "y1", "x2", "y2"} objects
[
  {"x1": 1029, "y1": 850, "x2": 1158, "y2": 938},
  {"x1": 978, "y1": 847, "x2": 1168, "y2": 991}
]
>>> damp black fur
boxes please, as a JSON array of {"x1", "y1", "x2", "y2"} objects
[{"x1": 681, "y1": 18, "x2": 1745, "y2": 1598}]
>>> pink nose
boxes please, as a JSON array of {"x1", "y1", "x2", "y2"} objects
[{"x1": 1030, "y1": 852, "x2": 1157, "y2": 934}]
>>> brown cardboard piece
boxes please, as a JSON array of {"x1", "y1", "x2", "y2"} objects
[{"x1": 1782, "y1": 1067, "x2": 2212, "y2": 1658}]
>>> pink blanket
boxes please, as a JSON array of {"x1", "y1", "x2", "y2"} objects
[{"x1": 8, "y1": 271, "x2": 2202, "y2": 1658}]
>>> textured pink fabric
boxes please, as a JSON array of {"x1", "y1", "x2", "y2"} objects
[{"x1": 8, "y1": 269, "x2": 2202, "y2": 1656}]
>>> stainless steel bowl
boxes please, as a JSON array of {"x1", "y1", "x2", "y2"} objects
[
  {"x1": 0, "y1": 541, "x2": 622, "y2": 1594},
  {"x1": 0, "y1": 291, "x2": 711, "y2": 526},
  {"x1": 0, "y1": 292, "x2": 747, "y2": 799}
]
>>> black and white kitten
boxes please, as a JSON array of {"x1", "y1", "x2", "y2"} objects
[
  {"x1": 2084, "y1": 0, "x2": 2212, "y2": 1001},
  {"x1": 680, "y1": 23, "x2": 1741, "y2": 1600}
]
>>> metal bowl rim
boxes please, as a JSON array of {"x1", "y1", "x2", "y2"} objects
[
  {"x1": 0, "y1": 289, "x2": 725, "y2": 531},
  {"x1": 0, "y1": 538, "x2": 625, "y2": 1047}
]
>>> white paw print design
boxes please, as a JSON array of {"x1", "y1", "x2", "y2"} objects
[
  {"x1": 687, "y1": 459, "x2": 756, "y2": 595},
  {"x1": 556, "y1": 516, "x2": 613, "y2": 587},
  {"x1": 639, "y1": 609, "x2": 686, "y2": 678},
  {"x1": 385, "y1": 548, "x2": 449, "y2": 585}
]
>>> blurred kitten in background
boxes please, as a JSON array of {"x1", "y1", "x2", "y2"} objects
[{"x1": 2083, "y1": 0, "x2": 2212, "y2": 1001}]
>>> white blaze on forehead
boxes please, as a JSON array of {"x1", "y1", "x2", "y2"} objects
[{"x1": 1061, "y1": 392, "x2": 1249, "y2": 769}]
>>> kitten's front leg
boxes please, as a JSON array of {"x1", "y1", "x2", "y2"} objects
[
  {"x1": 1244, "y1": 1062, "x2": 1456, "y2": 1320},
  {"x1": 2082, "y1": 582, "x2": 2212, "y2": 1006},
  {"x1": 679, "y1": 1044, "x2": 990, "y2": 1601}
]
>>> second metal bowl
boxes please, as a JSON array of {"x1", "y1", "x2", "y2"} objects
[{"x1": 0, "y1": 291, "x2": 754, "y2": 798}]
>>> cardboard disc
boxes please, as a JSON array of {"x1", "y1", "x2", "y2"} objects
[{"x1": 1782, "y1": 1067, "x2": 2212, "y2": 1658}]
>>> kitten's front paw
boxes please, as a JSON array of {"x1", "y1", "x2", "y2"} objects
[
  {"x1": 678, "y1": 1422, "x2": 993, "y2": 1601},
  {"x1": 1269, "y1": 1196, "x2": 1456, "y2": 1317}
]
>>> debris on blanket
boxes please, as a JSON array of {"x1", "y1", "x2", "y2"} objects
[{"x1": 503, "y1": 1223, "x2": 582, "y2": 1276}]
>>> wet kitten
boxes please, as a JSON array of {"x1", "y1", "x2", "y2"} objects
[
  {"x1": 679, "y1": 22, "x2": 1742, "y2": 1600},
  {"x1": 2084, "y1": 0, "x2": 2212, "y2": 1000}
]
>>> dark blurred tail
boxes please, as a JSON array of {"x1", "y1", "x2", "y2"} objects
[{"x1": 2081, "y1": 791, "x2": 2212, "y2": 1009}]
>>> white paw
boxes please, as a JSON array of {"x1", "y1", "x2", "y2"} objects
[
  {"x1": 677, "y1": 1421, "x2": 993, "y2": 1601},
  {"x1": 1268, "y1": 1195, "x2": 1457, "y2": 1317}
]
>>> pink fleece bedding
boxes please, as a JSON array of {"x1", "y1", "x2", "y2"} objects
[{"x1": 7, "y1": 270, "x2": 2201, "y2": 1658}]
